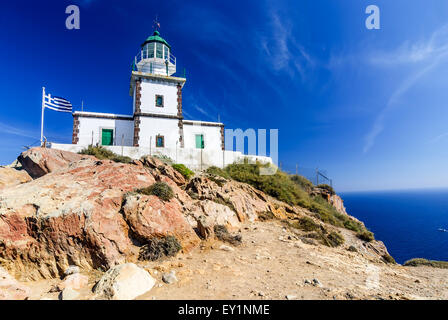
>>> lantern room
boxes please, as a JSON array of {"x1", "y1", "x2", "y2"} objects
[{"x1": 133, "y1": 30, "x2": 176, "y2": 76}]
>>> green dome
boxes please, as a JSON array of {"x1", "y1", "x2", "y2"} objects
[{"x1": 141, "y1": 30, "x2": 171, "y2": 49}]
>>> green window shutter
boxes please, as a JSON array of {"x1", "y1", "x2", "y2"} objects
[
  {"x1": 102, "y1": 129, "x2": 114, "y2": 146},
  {"x1": 195, "y1": 134, "x2": 204, "y2": 149}
]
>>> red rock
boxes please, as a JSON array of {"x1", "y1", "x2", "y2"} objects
[
  {"x1": 17, "y1": 147, "x2": 94, "y2": 179},
  {"x1": 122, "y1": 193, "x2": 200, "y2": 251},
  {"x1": 0, "y1": 167, "x2": 31, "y2": 190}
]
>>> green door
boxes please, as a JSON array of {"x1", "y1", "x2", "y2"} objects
[
  {"x1": 195, "y1": 134, "x2": 204, "y2": 149},
  {"x1": 101, "y1": 129, "x2": 114, "y2": 146}
]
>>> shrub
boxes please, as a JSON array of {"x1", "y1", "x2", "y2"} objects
[
  {"x1": 325, "y1": 231, "x2": 345, "y2": 247},
  {"x1": 290, "y1": 175, "x2": 314, "y2": 192},
  {"x1": 258, "y1": 211, "x2": 276, "y2": 221},
  {"x1": 357, "y1": 230, "x2": 375, "y2": 242},
  {"x1": 223, "y1": 162, "x2": 372, "y2": 236},
  {"x1": 214, "y1": 225, "x2": 242, "y2": 246},
  {"x1": 347, "y1": 245, "x2": 358, "y2": 252},
  {"x1": 171, "y1": 163, "x2": 194, "y2": 179},
  {"x1": 79, "y1": 146, "x2": 132, "y2": 164},
  {"x1": 152, "y1": 154, "x2": 174, "y2": 164},
  {"x1": 136, "y1": 182, "x2": 174, "y2": 201},
  {"x1": 138, "y1": 236, "x2": 182, "y2": 261},
  {"x1": 289, "y1": 217, "x2": 321, "y2": 232},
  {"x1": 382, "y1": 254, "x2": 396, "y2": 264},
  {"x1": 224, "y1": 163, "x2": 310, "y2": 207},
  {"x1": 206, "y1": 166, "x2": 231, "y2": 179},
  {"x1": 403, "y1": 258, "x2": 448, "y2": 269},
  {"x1": 317, "y1": 184, "x2": 335, "y2": 195}
]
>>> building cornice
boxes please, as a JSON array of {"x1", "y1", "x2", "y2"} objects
[
  {"x1": 73, "y1": 112, "x2": 133, "y2": 121},
  {"x1": 183, "y1": 120, "x2": 224, "y2": 127}
]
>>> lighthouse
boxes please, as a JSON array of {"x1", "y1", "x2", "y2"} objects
[{"x1": 54, "y1": 27, "x2": 272, "y2": 170}]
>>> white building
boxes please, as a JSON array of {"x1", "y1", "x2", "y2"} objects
[{"x1": 51, "y1": 30, "x2": 271, "y2": 170}]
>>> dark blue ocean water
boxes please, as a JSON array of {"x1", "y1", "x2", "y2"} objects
[{"x1": 341, "y1": 189, "x2": 448, "y2": 264}]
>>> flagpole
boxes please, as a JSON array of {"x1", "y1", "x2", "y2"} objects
[{"x1": 41, "y1": 87, "x2": 45, "y2": 146}]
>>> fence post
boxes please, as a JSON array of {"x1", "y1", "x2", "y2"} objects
[
  {"x1": 91, "y1": 131, "x2": 94, "y2": 146},
  {"x1": 200, "y1": 148, "x2": 203, "y2": 171},
  {"x1": 121, "y1": 134, "x2": 124, "y2": 156}
]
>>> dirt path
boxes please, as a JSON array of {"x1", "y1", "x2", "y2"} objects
[
  {"x1": 23, "y1": 220, "x2": 448, "y2": 300},
  {"x1": 137, "y1": 220, "x2": 448, "y2": 300}
]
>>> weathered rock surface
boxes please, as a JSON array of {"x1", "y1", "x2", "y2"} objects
[
  {"x1": 121, "y1": 193, "x2": 200, "y2": 251},
  {"x1": 0, "y1": 267, "x2": 30, "y2": 300},
  {"x1": 17, "y1": 147, "x2": 93, "y2": 179},
  {"x1": 186, "y1": 176, "x2": 274, "y2": 222},
  {"x1": 0, "y1": 151, "x2": 160, "y2": 280},
  {"x1": 0, "y1": 167, "x2": 31, "y2": 190},
  {"x1": 140, "y1": 156, "x2": 186, "y2": 186},
  {"x1": 59, "y1": 287, "x2": 80, "y2": 300},
  {"x1": 57, "y1": 273, "x2": 89, "y2": 291},
  {"x1": 93, "y1": 263, "x2": 156, "y2": 300}
]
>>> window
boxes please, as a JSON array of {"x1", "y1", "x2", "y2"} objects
[
  {"x1": 156, "y1": 135, "x2": 164, "y2": 147},
  {"x1": 195, "y1": 134, "x2": 204, "y2": 149},
  {"x1": 155, "y1": 95, "x2": 164, "y2": 107},
  {"x1": 101, "y1": 129, "x2": 114, "y2": 146},
  {"x1": 156, "y1": 43, "x2": 163, "y2": 58},
  {"x1": 144, "y1": 43, "x2": 154, "y2": 59},
  {"x1": 164, "y1": 46, "x2": 169, "y2": 60}
]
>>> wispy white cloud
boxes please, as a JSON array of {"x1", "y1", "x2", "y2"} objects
[
  {"x1": 0, "y1": 121, "x2": 38, "y2": 140},
  {"x1": 363, "y1": 24, "x2": 448, "y2": 153},
  {"x1": 429, "y1": 132, "x2": 448, "y2": 144},
  {"x1": 259, "y1": 11, "x2": 316, "y2": 80}
]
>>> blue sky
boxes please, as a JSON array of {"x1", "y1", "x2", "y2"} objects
[{"x1": 1, "y1": 0, "x2": 448, "y2": 192}]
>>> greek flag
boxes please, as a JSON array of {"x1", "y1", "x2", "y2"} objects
[{"x1": 44, "y1": 94, "x2": 72, "y2": 113}]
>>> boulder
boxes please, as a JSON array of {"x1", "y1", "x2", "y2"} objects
[
  {"x1": 59, "y1": 288, "x2": 80, "y2": 300},
  {"x1": 0, "y1": 167, "x2": 31, "y2": 190},
  {"x1": 17, "y1": 147, "x2": 93, "y2": 179},
  {"x1": 0, "y1": 267, "x2": 30, "y2": 300},
  {"x1": 186, "y1": 176, "x2": 271, "y2": 222},
  {"x1": 121, "y1": 193, "x2": 200, "y2": 251},
  {"x1": 93, "y1": 263, "x2": 156, "y2": 300},
  {"x1": 197, "y1": 215, "x2": 214, "y2": 239},
  {"x1": 140, "y1": 156, "x2": 186, "y2": 186},
  {"x1": 162, "y1": 270, "x2": 177, "y2": 284},
  {"x1": 57, "y1": 273, "x2": 89, "y2": 291},
  {"x1": 64, "y1": 265, "x2": 80, "y2": 277}
]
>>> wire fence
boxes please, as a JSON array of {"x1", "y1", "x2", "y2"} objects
[{"x1": 281, "y1": 164, "x2": 333, "y2": 187}]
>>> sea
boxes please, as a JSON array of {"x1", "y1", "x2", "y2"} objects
[{"x1": 341, "y1": 189, "x2": 448, "y2": 264}]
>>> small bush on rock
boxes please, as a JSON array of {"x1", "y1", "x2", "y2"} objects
[
  {"x1": 171, "y1": 163, "x2": 194, "y2": 179},
  {"x1": 317, "y1": 184, "x2": 336, "y2": 195},
  {"x1": 258, "y1": 211, "x2": 275, "y2": 221},
  {"x1": 403, "y1": 258, "x2": 448, "y2": 269},
  {"x1": 382, "y1": 254, "x2": 396, "y2": 264},
  {"x1": 206, "y1": 166, "x2": 231, "y2": 179},
  {"x1": 214, "y1": 225, "x2": 242, "y2": 246},
  {"x1": 79, "y1": 146, "x2": 132, "y2": 164},
  {"x1": 136, "y1": 182, "x2": 174, "y2": 201},
  {"x1": 138, "y1": 236, "x2": 182, "y2": 261},
  {"x1": 326, "y1": 231, "x2": 345, "y2": 247},
  {"x1": 357, "y1": 230, "x2": 375, "y2": 242}
]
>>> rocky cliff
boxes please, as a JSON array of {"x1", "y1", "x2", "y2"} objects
[{"x1": 0, "y1": 148, "x2": 446, "y2": 300}]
